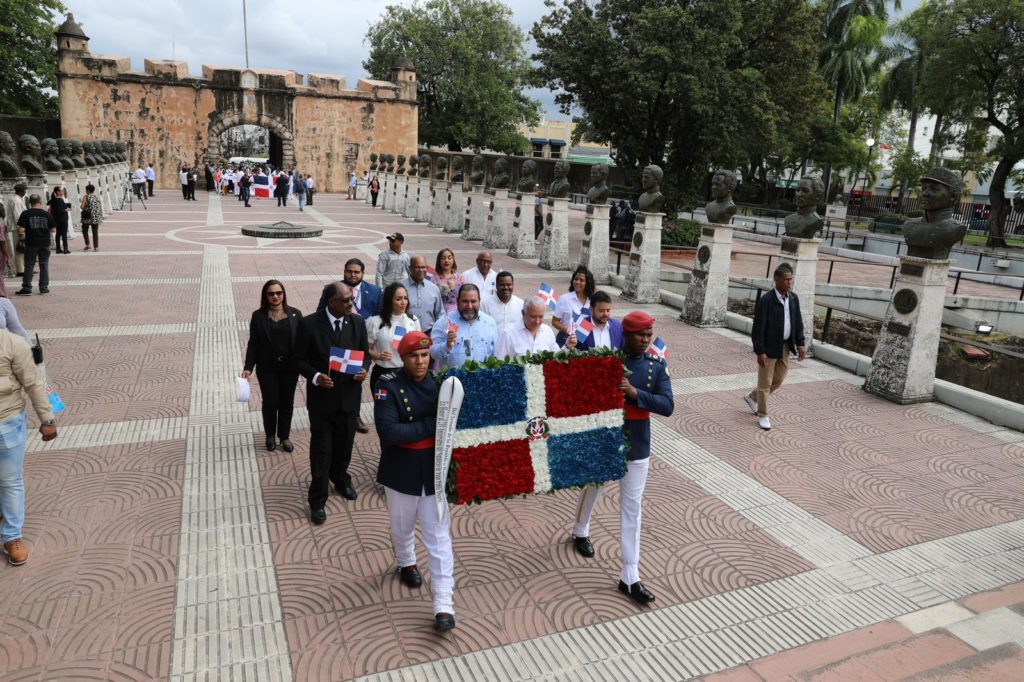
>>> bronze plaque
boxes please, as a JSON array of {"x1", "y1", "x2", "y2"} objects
[
  {"x1": 466, "y1": 196, "x2": 472, "y2": 206},
  {"x1": 701, "y1": 227, "x2": 715, "y2": 237},
  {"x1": 514, "y1": 207, "x2": 521, "y2": 218},
  {"x1": 698, "y1": 245, "x2": 711, "y2": 265},
  {"x1": 886, "y1": 321, "x2": 911, "y2": 337},
  {"x1": 633, "y1": 232, "x2": 644, "y2": 249},
  {"x1": 781, "y1": 240, "x2": 798, "y2": 254},
  {"x1": 489, "y1": 201, "x2": 494, "y2": 211},
  {"x1": 900, "y1": 262, "x2": 924, "y2": 277},
  {"x1": 584, "y1": 221, "x2": 592, "y2": 236},
  {"x1": 447, "y1": 192, "x2": 452, "y2": 202},
  {"x1": 546, "y1": 213, "x2": 553, "y2": 226},
  {"x1": 893, "y1": 288, "x2": 918, "y2": 315}
]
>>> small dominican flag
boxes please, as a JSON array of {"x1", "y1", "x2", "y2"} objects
[
  {"x1": 253, "y1": 174, "x2": 271, "y2": 198},
  {"x1": 391, "y1": 325, "x2": 407, "y2": 350},
  {"x1": 580, "y1": 306, "x2": 591, "y2": 320},
  {"x1": 572, "y1": 313, "x2": 594, "y2": 342},
  {"x1": 425, "y1": 266, "x2": 437, "y2": 283},
  {"x1": 537, "y1": 283, "x2": 558, "y2": 310},
  {"x1": 447, "y1": 317, "x2": 459, "y2": 334},
  {"x1": 649, "y1": 337, "x2": 668, "y2": 359},
  {"x1": 374, "y1": 388, "x2": 389, "y2": 401},
  {"x1": 329, "y1": 347, "x2": 365, "y2": 375}
]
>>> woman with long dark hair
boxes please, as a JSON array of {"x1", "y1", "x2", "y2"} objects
[
  {"x1": 242, "y1": 280, "x2": 302, "y2": 452},
  {"x1": 365, "y1": 282, "x2": 420, "y2": 392},
  {"x1": 433, "y1": 248, "x2": 462, "y2": 313},
  {"x1": 552, "y1": 265, "x2": 595, "y2": 345}
]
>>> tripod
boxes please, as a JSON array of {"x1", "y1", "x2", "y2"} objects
[{"x1": 120, "y1": 176, "x2": 148, "y2": 211}]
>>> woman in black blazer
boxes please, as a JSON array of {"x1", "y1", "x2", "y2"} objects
[{"x1": 243, "y1": 280, "x2": 302, "y2": 452}]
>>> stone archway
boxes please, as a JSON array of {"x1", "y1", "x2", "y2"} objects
[{"x1": 207, "y1": 111, "x2": 295, "y2": 169}]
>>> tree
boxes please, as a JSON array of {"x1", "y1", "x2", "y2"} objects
[
  {"x1": 532, "y1": 0, "x2": 825, "y2": 210},
  {"x1": 0, "y1": 0, "x2": 65, "y2": 117},
  {"x1": 363, "y1": 0, "x2": 540, "y2": 153},
  {"x1": 919, "y1": 0, "x2": 1024, "y2": 247}
]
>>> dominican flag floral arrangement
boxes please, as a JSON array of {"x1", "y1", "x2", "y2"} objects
[{"x1": 439, "y1": 349, "x2": 627, "y2": 504}]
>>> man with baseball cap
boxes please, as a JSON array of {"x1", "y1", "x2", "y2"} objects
[
  {"x1": 373, "y1": 330, "x2": 456, "y2": 632},
  {"x1": 375, "y1": 232, "x2": 410, "y2": 289},
  {"x1": 569, "y1": 310, "x2": 674, "y2": 605}
]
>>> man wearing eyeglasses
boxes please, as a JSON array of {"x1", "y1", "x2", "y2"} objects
[
  {"x1": 294, "y1": 282, "x2": 370, "y2": 525},
  {"x1": 461, "y1": 250, "x2": 498, "y2": 298},
  {"x1": 316, "y1": 258, "x2": 382, "y2": 320}
]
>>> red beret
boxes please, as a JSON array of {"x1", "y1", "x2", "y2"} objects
[
  {"x1": 622, "y1": 311, "x2": 656, "y2": 332},
  {"x1": 398, "y1": 330, "x2": 432, "y2": 356}
]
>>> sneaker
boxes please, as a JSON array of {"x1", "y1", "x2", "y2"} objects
[
  {"x1": 3, "y1": 538, "x2": 28, "y2": 566},
  {"x1": 758, "y1": 416, "x2": 772, "y2": 430},
  {"x1": 14, "y1": 289, "x2": 30, "y2": 296},
  {"x1": 39, "y1": 288, "x2": 49, "y2": 294},
  {"x1": 743, "y1": 394, "x2": 758, "y2": 415}
]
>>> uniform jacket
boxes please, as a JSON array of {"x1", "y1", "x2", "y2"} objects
[
  {"x1": 316, "y1": 280, "x2": 382, "y2": 319},
  {"x1": 751, "y1": 289, "x2": 805, "y2": 359},
  {"x1": 294, "y1": 310, "x2": 369, "y2": 415},
  {"x1": 243, "y1": 306, "x2": 302, "y2": 373},
  {"x1": 373, "y1": 368, "x2": 439, "y2": 496},
  {"x1": 623, "y1": 353, "x2": 674, "y2": 461}
]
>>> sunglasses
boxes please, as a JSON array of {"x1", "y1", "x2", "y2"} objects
[{"x1": 266, "y1": 291, "x2": 284, "y2": 297}]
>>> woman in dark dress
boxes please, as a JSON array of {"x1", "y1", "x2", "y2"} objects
[
  {"x1": 47, "y1": 186, "x2": 70, "y2": 254},
  {"x1": 242, "y1": 280, "x2": 302, "y2": 452}
]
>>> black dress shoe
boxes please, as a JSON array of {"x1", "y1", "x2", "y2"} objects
[
  {"x1": 265, "y1": 438, "x2": 276, "y2": 451},
  {"x1": 618, "y1": 580, "x2": 656, "y2": 605},
  {"x1": 310, "y1": 507, "x2": 326, "y2": 525},
  {"x1": 434, "y1": 613, "x2": 456, "y2": 632},
  {"x1": 279, "y1": 439, "x2": 294, "y2": 453},
  {"x1": 572, "y1": 535, "x2": 595, "y2": 558},
  {"x1": 336, "y1": 484, "x2": 357, "y2": 500},
  {"x1": 355, "y1": 419, "x2": 369, "y2": 434},
  {"x1": 398, "y1": 565, "x2": 422, "y2": 588}
]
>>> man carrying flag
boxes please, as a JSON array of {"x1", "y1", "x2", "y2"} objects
[
  {"x1": 569, "y1": 311, "x2": 674, "y2": 605},
  {"x1": 495, "y1": 296, "x2": 577, "y2": 359},
  {"x1": 429, "y1": 284, "x2": 497, "y2": 369},
  {"x1": 295, "y1": 282, "x2": 369, "y2": 524},
  {"x1": 578, "y1": 291, "x2": 623, "y2": 350}
]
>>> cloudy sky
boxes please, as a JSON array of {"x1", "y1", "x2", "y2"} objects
[{"x1": 63, "y1": 0, "x2": 564, "y2": 116}]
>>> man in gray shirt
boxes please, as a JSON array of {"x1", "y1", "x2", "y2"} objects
[
  {"x1": 376, "y1": 232, "x2": 410, "y2": 288},
  {"x1": 403, "y1": 255, "x2": 444, "y2": 332}
]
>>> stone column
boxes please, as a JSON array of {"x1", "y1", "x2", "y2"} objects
[
  {"x1": 391, "y1": 174, "x2": 406, "y2": 214},
  {"x1": 416, "y1": 179, "x2": 432, "y2": 223},
  {"x1": 464, "y1": 185, "x2": 488, "y2": 240},
  {"x1": 508, "y1": 192, "x2": 536, "y2": 259},
  {"x1": 579, "y1": 203, "x2": 610, "y2": 284},
  {"x1": 26, "y1": 175, "x2": 48, "y2": 208},
  {"x1": 864, "y1": 257, "x2": 950, "y2": 403},
  {"x1": 681, "y1": 223, "x2": 733, "y2": 327},
  {"x1": 383, "y1": 172, "x2": 393, "y2": 210},
  {"x1": 483, "y1": 188, "x2": 509, "y2": 250},
  {"x1": 105, "y1": 164, "x2": 118, "y2": 210},
  {"x1": 779, "y1": 236, "x2": 821, "y2": 352},
  {"x1": 538, "y1": 197, "x2": 570, "y2": 271},
  {"x1": 44, "y1": 171, "x2": 64, "y2": 201},
  {"x1": 621, "y1": 212, "x2": 664, "y2": 303},
  {"x1": 95, "y1": 165, "x2": 111, "y2": 213},
  {"x1": 63, "y1": 169, "x2": 81, "y2": 232},
  {"x1": 404, "y1": 176, "x2": 419, "y2": 217},
  {"x1": 430, "y1": 181, "x2": 449, "y2": 228},
  {"x1": 356, "y1": 180, "x2": 367, "y2": 201},
  {"x1": 445, "y1": 184, "x2": 464, "y2": 233}
]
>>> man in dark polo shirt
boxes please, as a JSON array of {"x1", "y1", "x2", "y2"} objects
[{"x1": 15, "y1": 194, "x2": 55, "y2": 296}]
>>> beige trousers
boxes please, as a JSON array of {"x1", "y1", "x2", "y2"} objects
[{"x1": 750, "y1": 353, "x2": 790, "y2": 416}]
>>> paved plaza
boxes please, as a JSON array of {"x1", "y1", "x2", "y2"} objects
[{"x1": 0, "y1": 191, "x2": 1023, "y2": 681}]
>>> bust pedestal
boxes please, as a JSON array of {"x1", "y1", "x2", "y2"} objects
[
  {"x1": 430, "y1": 181, "x2": 449, "y2": 228},
  {"x1": 780, "y1": 236, "x2": 821, "y2": 351},
  {"x1": 681, "y1": 223, "x2": 733, "y2": 327},
  {"x1": 579, "y1": 203, "x2": 610, "y2": 284},
  {"x1": 445, "y1": 184, "x2": 464, "y2": 233},
  {"x1": 404, "y1": 176, "x2": 419, "y2": 217},
  {"x1": 381, "y1": 172, "x2": 391, "y2": 210},
  {"x1": 62, "y1": 170, "x2": 81, "y2": 232},
  {"x1": 483, "y1": 188, "x2": 509, "y2": 249},
  {"x1": 621, "y1": 212, "x2": 663, "y2": 303},
  {"x1": 464, "y1": 185, "x2": 488, "y2": 240},
  {"x1": 44, "y1": 171, "x2": 64, "y2": 199},
  {"x1": 864, "y1": 256, "x2": 950, "y2": 403},
  {"x1": 416, "y1": 180, "x2": 431, "y2": 222},
  {"x1": 508, "y1": 192, "x2": 535, "y2": 259},
  {"x1": 26, "y1": 175, "x2": 48, "y2": 208},
  {"x1": 97, "y1": 165, "x2": 113, "y2": 213},
  {"x1": 391, "y1": 174, "x2": 406, "y2": 214},
  {"x1": 538, "y1": 197, "x2": 570, "y2": 270},
  {"x1": 356, "y1": 180, "x2": 367, "y2": 201}
]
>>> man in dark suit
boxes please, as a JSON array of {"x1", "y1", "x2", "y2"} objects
[
  {"x1": 316, "y1": 258, "x2": 382, "y2": 320},
  {"x1": 744, "y1": 263, "x2": 806, "y2": 431},
  {"x1": 294, "y1": 282, "x2": 369, "y2": 524},
  {"x1": 578, "y1": 290, "x2": 624, "y2": 350}
]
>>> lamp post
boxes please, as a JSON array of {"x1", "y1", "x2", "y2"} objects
[{"x1": 857, "y1": 137, "x2": 876, "y2": 220}]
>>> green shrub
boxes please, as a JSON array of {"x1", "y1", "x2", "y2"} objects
[{"x1": 662, "y1": 218, "x2": 701, "y2": 247}]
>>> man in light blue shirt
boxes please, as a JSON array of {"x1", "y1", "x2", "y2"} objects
[
  {"x1": 403, "y1": 255, "x2": 444, "y2": 332},
  {"x1": 430, "y1": 284, "x2": 497, "y2": 369}
]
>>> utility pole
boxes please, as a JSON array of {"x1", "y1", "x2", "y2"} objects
[{"x1": 242, "y1": 0, "x2": 250, "y2": 68}]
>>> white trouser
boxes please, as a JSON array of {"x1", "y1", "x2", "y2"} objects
[
  {"x1": 385, "y1": 487, "x2": 455, "y2": 614},
  {"x1": 573, "y1": 458, "x2": 650, "y2": 584}
]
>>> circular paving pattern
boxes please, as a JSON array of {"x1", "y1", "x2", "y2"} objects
[{"x1": 240, "y1": 221, "x2": 323, "y2": 239}]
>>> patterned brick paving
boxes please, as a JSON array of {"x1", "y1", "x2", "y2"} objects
[{"x1": 0, "y1": 189, "x2": 1020, "y2": 680}]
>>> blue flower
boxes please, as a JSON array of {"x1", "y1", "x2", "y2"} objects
[
  {"x1": 546, "y1": 427, "x2": 627, "y2": 490},
  {"x1": 451, "y1": 364, "x2": 527, "y2": 429}
]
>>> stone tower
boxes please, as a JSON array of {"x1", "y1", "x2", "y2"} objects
[{"x1": 391, "y1": 57, "x2": 417, "y2": 101}]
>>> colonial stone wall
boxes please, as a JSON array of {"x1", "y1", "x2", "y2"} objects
[{"x1": 56, "y1": 23, "x2": 417, "y2": 192}]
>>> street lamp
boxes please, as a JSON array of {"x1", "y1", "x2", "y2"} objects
[{"x1": 858, "y1": 137, "x2": 876, "y2": 220}]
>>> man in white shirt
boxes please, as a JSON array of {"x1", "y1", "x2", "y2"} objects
[
  {"x1": 179, "y1": 166, "x2": 189, "y2": 200},
  {"x1": 461, "y1": 250, "x2": 498, "y2": 298},
  {"x1": 496, "y1": 296, "x2": 577, "y2": 360},
  {"x1": 132, "y1": 166, "x2": 147, "y2": 199},
  {"x1": 481, "y1": 271, "x2": 523, "y2": 337},
  {"x1": 145, "y1": 163, "x2": 156, "y2": 196}
]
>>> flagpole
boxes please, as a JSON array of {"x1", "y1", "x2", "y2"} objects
[{"x1": 242, "y1": 0, "x2": 250, "y2": 68}]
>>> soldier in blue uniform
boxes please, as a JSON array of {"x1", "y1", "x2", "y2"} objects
[
  {"x1": 373, "y1": 330, "x2": 457, "y2": 631},
  {"x1": 570, "y1": 310, "x2": 674, "y2": 604}
]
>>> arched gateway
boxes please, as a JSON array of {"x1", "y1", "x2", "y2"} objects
[{"x1": 55, "y1": 13, "x2": 417, "y2": 192}]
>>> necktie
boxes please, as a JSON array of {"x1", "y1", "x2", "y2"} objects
[{"x1": 333, "y1": 318, "x2": 342, "y2": 344}]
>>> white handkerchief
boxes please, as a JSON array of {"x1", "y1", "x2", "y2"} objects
[{"x1": 236, "y1": 377, "x2": 251, "y2": 402}]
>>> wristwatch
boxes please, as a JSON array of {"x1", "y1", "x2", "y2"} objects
[{"x1": 42, "y1": 419, "x2": 55, "y2": 426}]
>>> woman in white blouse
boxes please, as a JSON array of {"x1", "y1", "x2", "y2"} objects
[
  {"x1": 366, "y1": 282, "x2": 420, "y2": 392},
  {"x1": 551, "y1": 265, "x2": 595, "y2": 346}
]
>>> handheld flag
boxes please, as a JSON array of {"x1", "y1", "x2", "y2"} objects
[
  {"x1": 580, "y1": 306, "x2": 591, "y2": 320},
  {"x1": 537, "y1": 283, "x2": 558, "y2": 310},
  {"x1": 253, "y1": 174, "x2": 271, "y2": 198},
  {"x1": 447, "y1": 318, "x2": 459, "y2": 334},
  {"x1": 425, "y1": 266, "x2": 437, "y2": 283},
  {"x1": 329, "y1": 347, "x2": 365, "y2": 375},
  {"x1": 649, "y1": 337, "x2": 668, "y2": 359},
  {"x1": 572, "y1": 313, "x2": 595, "y2": 343},
  {"x1": 391, "y1": 325, "x2": 407, "y2": 350}
]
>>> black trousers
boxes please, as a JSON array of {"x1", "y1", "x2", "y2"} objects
[
  {"x1": 240, "y1": 187, "x2": 251, "y2": 206},
  {"x1": 257, "y1": 367, "x2": 298, "y2": 440},
  {"x1": 534, "y1": 215, "x2": 544, "y2": 239},
  {"x1": 308, "y1": 410, "x2": 357, "y2": 508},
  {"x1": 371, "y1": 191, "x2": 379, "y2": 207},
  {"x1": 277, "y1": 195, "x2": 287, "y2": 207},
  {"x1": 55, "y1": 225, "x2": 68, "y2": 252},
  {"x1": 306, "y1": 190, "x2": 313, "y2": 206},
  {"x1": 181, "y1": 184, "x2": 188, "y2": 200},
  {"x1": 147, "y1": 179, "x2": 154, "y2": 196},
  {"x1": 23, "y1": 244, "x2": 50, "y2": 290},
  {"x1": 187, "y1": 181, "x2": 196, "y2": 200},
  {"x1": 82, "y1": 223, "x2": 99, "y2": 248}
]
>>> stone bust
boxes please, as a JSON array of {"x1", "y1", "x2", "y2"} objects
[
  {"x1": 396, "y1": 154, "x2": 406, "y2": 175},
  {"x1": 419, "y1": 153, "x2": 431, "y2": 178},
  {"x1": 903, "y1": 167, "x2": 967, "y2": 260},
  {"x1": 83, "y1": 141, "x2": 99, "y2": 166},
  {"x1": 450, "y1": 156, "x2": 465, "y2": 183},
  {"x1": 369, "y1": 153, "x2": 378, "y2": 171},
  {"x1": 783, "y1": 176, "x2": 825, "y2": 238},
  {"x1": 435, "y1": 157, "x2": 448, "y2": 180},
  {"x1": 586, "y1": 163, "x2": 610, "y2": 204},
  {"x1": 114, "y1": 141, "x2": 127, "y2": 162},
  {"x1": 638, "y1": 164, "x2": 664, "y2": 212},
  {"x1": 705, "y1": 169, "x2": 737, "y2": 224},
  {"x1": 57, "y1": 139, "x2": 76, "y2": 170},
  {"x1": 549, "y1": 159, "x2": 571, "y2": 198},
  {"x1": 70, "y1": 140, "x2": 86, "y2": 168},
  {"x1": 408, "y1": 155, "x2": 419, "y2": 178},
  {"x1": 18, "y1": 134, "x2": 44, "y2": 176},
  {"x1": 470, "y1": 155, "x2": 486, "y2": 185},
  {"x1": 41, "y1": 138, "x2": 62, "y2": 172},
  {"x1": 491, "y1": 157, "x2": 510, "y2": 189},
  {"x1": 385, "y1": 154, "x2": 395, "y2": 172},
  {"x1": 517, "y1": 159, "x2": 537, "y2": 192},
  {"x1": 99, "y1": 140, "x2": 114, "y2": 163},
  {"x1": 0, "y1": 131, "x2": 24, "y2": 179}
]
